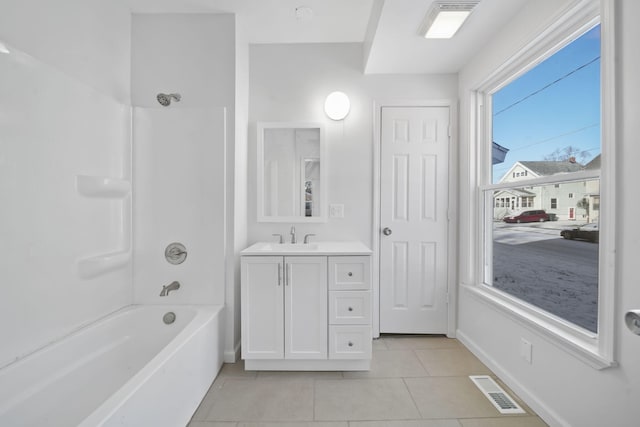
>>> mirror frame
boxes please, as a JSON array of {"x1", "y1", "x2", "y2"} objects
[{"x1": 257, "y1": 122, "x2": 327, "y2": 223}]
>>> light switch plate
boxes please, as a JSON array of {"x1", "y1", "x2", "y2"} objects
[{"x1": 329, "y1": 204, "x2": 344, "y2": 218}]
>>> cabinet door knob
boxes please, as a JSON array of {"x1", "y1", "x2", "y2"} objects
[
  {"x1": 348, "y1": 341, "x2": 354, "y2": 347},
  {"x1": 348, "y1": 272, "x2": 353, "y2": 277},
  {"x1": 348, "y1": 307, "x2": 353, "y2": 312}
]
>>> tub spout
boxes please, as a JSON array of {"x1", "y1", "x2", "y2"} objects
[{"x1": 160, "y1": 281, "x2": 180, "y2": 297}]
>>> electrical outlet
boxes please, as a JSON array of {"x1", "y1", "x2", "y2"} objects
[
  {"x1": 329, "y1": 204, "x2": 344, "y2": 218},
  {"x1": 520, "y1": 338, "x2": 533, "y2": 364}
]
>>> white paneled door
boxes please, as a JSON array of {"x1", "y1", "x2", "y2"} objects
[{"x1": 380, "y1": 106, "x2": 449, "y2": 334}]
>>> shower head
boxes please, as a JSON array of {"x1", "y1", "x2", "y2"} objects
[{"x1": 157, "y1": 93, "x2": 181, "y2": 107}]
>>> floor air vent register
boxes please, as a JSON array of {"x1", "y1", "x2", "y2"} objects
[{"x1": 469, "y1": 375, "x2": 526, "y2": 415}]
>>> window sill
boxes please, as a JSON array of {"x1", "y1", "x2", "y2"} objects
[{"x1": 461, "y1": 283, "x2": 616, "y2": 370}]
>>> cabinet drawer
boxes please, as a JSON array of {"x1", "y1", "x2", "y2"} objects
[
  {"x1": 328, "y1": 256, "x2": 371, "y2": 290},
  {"x1": 329, "y1": 291, "x2": 371, "y2": 324},
  {"x1": 329, "y1": 326, "x2": 372, "y2": 359}
]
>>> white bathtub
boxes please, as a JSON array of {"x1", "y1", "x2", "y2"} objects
[{"x1": 0, "y1": 305, "x2": 224, "y2": 427}]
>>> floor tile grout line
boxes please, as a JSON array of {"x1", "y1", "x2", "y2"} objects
[
  {"x1": 401, "y1": 376, "x2": 427, "y2": 420},
  {"x1": 413, "y1": 348, "x2": 434, "y2": 376}
]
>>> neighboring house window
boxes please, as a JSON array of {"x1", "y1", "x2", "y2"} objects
[{"x1": 473, "y1": 4, "x2": 615, "y2": 368}]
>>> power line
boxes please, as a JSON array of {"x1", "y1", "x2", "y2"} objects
[
  {"x1": 493, "y1": 56, "x2": 601, "y2": 117},
  {"x1": 507, "y1": 123, "x2": 599, "y2": 152}
]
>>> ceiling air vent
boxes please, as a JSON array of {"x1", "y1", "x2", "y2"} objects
[{"x1": 469, "y1": 375, "x2": 526, "y2": 415}]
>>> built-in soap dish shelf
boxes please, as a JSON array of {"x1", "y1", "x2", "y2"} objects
[
  {"x1": 76, "y1": 175, "x2": 131, "y2": 198},
  {"x1": 77, "y1": 250, "x2": 130, "y2": 279}
]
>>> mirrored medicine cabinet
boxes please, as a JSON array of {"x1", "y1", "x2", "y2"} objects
[{"x1": 257, "y1": 122, "x2": 326, "y2": 223}]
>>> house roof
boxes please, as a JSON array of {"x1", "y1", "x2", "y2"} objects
[
  {"x1": 584, "y1": 154, "x2": 601, "y2": 170},
  {"x1": 519, "y1": 161, "x2": 584, "y2": 176},
  {"x1": 492, "y1": 141, "x2": 509, "y2": 165}
]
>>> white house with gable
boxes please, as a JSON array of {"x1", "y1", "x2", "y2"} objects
[{"x1": 494, "y1": 156, "x2": 600, "y2": 222}]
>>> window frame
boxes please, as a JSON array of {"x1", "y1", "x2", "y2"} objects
[{"x1": 467, "y1": 0, "x2": 616, "y2": 369}]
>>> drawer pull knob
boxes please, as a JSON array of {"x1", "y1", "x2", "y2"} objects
[
  {"x1": 348, "y1": 307, "x2": 353, "y2": 312},
  {"x1": 348, "y1": 341, "x2": 353, "y2": 347},
  {"x1": 348, "y1": 272, "x2": 353, "y2": 277}
]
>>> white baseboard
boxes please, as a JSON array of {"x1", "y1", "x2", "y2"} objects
[
  {"x1": 223, "y1": 342, "x2": 240, "y2": 363},
  {"x1": 456, "y1": 329, "x2": 569, "y2": 427}
]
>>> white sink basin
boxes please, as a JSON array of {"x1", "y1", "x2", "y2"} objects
[
  {"x1": 252, "y1": 242, "x2": 319, "y2": 252},
  {"x1": 241, "y1": 241, "x2": 372, "y2": 256}
]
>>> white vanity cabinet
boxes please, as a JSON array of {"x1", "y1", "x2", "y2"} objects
[
  {"x1": 240, "y1": 242, "x2": 372, "y2": 371},
  {"x1": 241, "y1": 256, "x2": 327, "y2": 360}
]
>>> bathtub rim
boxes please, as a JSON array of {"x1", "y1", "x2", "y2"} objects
[{"x1": 77, "y1": 303, "x2": 224, "y2": 427}]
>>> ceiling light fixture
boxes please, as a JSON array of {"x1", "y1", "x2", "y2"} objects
[{"x1": 418, "y1": 0, "x2": 480, "y2": 39}]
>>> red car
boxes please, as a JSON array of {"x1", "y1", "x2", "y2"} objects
[{"x1": 503, "y1": 210, "x2": 549, "y2": 223}]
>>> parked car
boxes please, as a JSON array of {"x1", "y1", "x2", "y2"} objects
[
  {"x1": 560, "y1": 222, "x2": 599, "y2": 243},
  {"x1": 503, "y1": 210, "x2": 550, "y2": 223}
]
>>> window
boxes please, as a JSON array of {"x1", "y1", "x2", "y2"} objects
[
  {"x1": 473, "y1": 3, "x2": 616, "y2": 368},
  {"x1": 487, "y1": 25, "x2": 601, "y2": 331}
]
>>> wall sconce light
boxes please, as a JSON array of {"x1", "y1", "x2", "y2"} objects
[
  {"x1": 324, "y1": 91, "x2": 350, "y2": 120},
  {"x1": 418, "y1": 1, "x2": 479, "y2": 39}
]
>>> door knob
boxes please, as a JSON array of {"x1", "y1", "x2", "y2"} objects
[{"x1": 382, "y1": 227, "x2": 392, "y2": 236}]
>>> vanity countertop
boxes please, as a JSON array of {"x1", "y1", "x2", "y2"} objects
[{"x1": 241, "y1": 241, "x2": 372, "y2": 256}]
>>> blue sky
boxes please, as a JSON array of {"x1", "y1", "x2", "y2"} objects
[{"x1": 492, "y1": 25, "x2": 601, "y2": 182}]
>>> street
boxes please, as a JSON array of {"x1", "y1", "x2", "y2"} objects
[{"x1": 491, "y1": 222, "x2": 599, "y2": 333}]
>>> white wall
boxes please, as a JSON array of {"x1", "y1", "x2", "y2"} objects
[
  {"x1": 0, "y1": 2, "x2": 132, "y2": 367},
  {"x1": 248, "y1": 43, "x2": 458, "y2": 246},
  {"x1": 457, "y1": 1, "x2": 640, "y2": 425},
  {"x1": 131, "y1": 14, "x2": 235, "y2": 307}
]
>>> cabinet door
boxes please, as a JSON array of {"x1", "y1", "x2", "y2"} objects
[
  {"x1": 241, "y1": 256, "x2": 284, "y2": 359},
  {"x1": 284, "y1": 256, "x2": 328, "y2": 359}
]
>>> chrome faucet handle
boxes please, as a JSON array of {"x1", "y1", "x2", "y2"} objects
[
  {"x1": 303, "y1": 234, "x2": 316, "y2": 244},
  {"x1": 290, "y1": 226, "x2": 297, "y2": 244},
  {"x1": 272, "y1": 234, "x2": 284, "y2": 244}
]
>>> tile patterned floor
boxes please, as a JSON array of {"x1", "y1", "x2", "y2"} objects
[{"x1": 188, "y1": 336, "x2": 548, "y2": 427}]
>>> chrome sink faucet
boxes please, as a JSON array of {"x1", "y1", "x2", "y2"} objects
[
  {"x1": 290, "y1": 226, "x2": 297, "y2": 244},
  {"x1": 160, "y1": 280, "x2": 180, "y2": 296}
]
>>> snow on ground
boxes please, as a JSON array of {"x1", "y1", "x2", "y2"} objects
[{"x1": 490, "y1": 221, "x2": 598, "y2": 333}]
